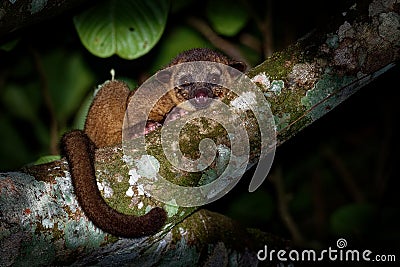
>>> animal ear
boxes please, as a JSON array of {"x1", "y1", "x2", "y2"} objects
[
  {"x1": 156, "y1": 69, "x2": 172, "y2": 83},
  {"x1": 229, "y1": 60, "x2": 246, "y2": 72}
]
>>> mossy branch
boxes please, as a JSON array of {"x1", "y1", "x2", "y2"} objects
[{"x1": 1, "y1": 0, "x2": 399, "y2": 265}]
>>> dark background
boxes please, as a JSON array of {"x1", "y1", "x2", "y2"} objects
[{"x1": 1, "y1": 0, "x2": 398, "y2": 261}]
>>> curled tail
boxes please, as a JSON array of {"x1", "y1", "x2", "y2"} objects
[{"x1": 61, "y1": 130, "x2": 167, "y2": 238}]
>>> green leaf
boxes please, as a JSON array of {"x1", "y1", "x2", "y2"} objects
[
  {"x1": 1, "y1": 84, "x2": 40, "y2": 123},
  {"x1": 330, "y1": 203, "x2": 376, "y2": 236},
  {"x1": 0, "y1": 38, "x2": 19, "y2": 52},
  {"x1": 72, "y1": 93, "x2": 93, "y2": 130},
  {"x1": 150, "y1": 25, "x2": 210, "y2": 72},
  {"x1": 73, "y1": 0, "x2": 169, "y2": 59},
  {"x1": 0, "y1": 78, "x2": 50, "y2": 150},
  {"x1": 41, "y1": 50, "x2": 95, "y2": 123},
  {"x1": 206, "y1": 0, "x2": 249, "y2": 37},
  {"x1": 33, "y1": 155, "x2": 61, "y2": 165}
]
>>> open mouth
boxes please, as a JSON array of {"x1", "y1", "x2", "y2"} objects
[{"x1": 189, "y1": 87, "x2": 213, "y2": 109}]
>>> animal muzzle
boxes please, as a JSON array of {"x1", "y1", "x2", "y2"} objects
[{"x1": 189, "y1": 86, "x2": 213, "y2": 109}]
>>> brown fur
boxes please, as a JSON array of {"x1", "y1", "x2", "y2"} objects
[
  {"x1": 84, "y1": 80, "x2": 130, "y2": 148},
  {"x1": 61, "y1": 48, "x2": 246, "y2": 238}
]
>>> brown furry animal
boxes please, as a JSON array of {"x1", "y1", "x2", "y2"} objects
[{"x1": 61, "y1": 48, "x2": 246, "y2": 238}]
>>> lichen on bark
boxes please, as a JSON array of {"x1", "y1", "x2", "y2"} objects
[{"x1": 1, "y1": 0, "x2": 399, "y2": 265}]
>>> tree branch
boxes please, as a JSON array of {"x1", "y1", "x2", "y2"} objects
[
  {"x1": 1, "y1": 0, "x2": 399, "y2": 265},
  {"x1": 0, "y1": 0, "x2": 90, "y2": 39},
  {"x1": 186, "y1": 16, "x2": 251, "y2": 67}
]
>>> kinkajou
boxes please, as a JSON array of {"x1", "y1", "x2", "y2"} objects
[{"x1": 61, "y1": 48, "x2": 246, "y2": 238}]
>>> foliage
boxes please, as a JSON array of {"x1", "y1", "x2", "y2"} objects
[
  {"x1": 0, "y1": 0, "x2": 398, "y2": 253},
  {"x1": 74, "y1": 0, "x2": 169, "y2": 59},
  {"x1": 206, "y1": 0, "x2": 249, "y2": 37}
]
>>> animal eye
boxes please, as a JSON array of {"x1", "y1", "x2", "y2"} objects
[
  {"x1": 179, "y1": 74, "x2": 193, "y2": 85},
  {"x1": 176, "y1": 87, "x2": 189, "y2": 99},
  {"x1": 208, "y1": 73, "x2": 220, "y2": 84}
]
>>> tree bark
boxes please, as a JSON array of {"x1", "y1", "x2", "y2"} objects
[
  {"x1": 1, "y1": 0, "x2": 399, "y2": 265},
  {"x1": 0, "y1": 0, "x2": 91, "y2": 38}
]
